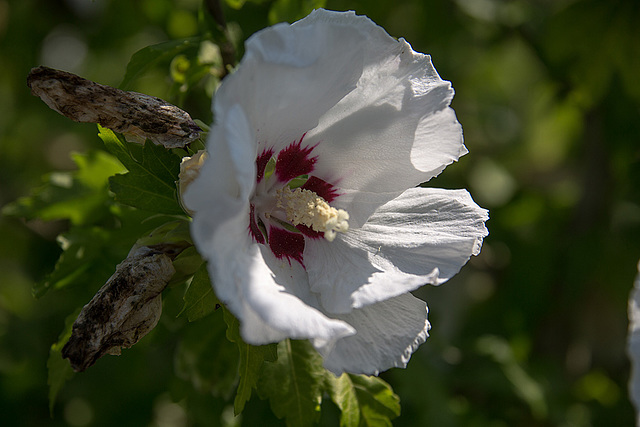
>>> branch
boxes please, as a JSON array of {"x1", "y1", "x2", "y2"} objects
[{"x1": 204, "y1": 0, "x2": 236, "y2": 77}]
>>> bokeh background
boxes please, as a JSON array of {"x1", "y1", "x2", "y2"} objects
[{"x1": 1, "y1": 0, "x2": 639, "y2": 425}]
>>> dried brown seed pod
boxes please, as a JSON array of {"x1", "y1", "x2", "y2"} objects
[
  {"x1": 61, "y1": 245, "x2": 182, "y2": 372},
  {"x1": 27, "y1": 66, "x2": 201, "y2": 148}
]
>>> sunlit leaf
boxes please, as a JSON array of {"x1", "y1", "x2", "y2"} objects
[
  {"x1": 326, "y1": 373, "x2": 400, "y2": 427},
  {"x1": 225, "y1": 0, "x2": 247, "y2": 9},
  {"x1": 575, "y1": 370, "x2": 621, "y2": 407},
  {"x1": 326, "y1": 373, "x2": 359, "y2": 426},
  {"x1": 257, "y1": 339, "x2": 324, "y2": 426},
  {"x1": 2, "y1": 150, "x2": 124, "y2": 226},
  {"x1": 170, "y1": 54, "x2": 191, "y2": 84}
]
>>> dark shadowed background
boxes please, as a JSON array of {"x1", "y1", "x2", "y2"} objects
[{"x1": 0, "y1": 0, "x2": 638, "y2": 425}]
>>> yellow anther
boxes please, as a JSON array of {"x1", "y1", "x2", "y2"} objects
[{"x1": 276, "y1": 187, "x2": 349, "y2": 242}]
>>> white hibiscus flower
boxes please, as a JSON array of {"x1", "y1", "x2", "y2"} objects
[{"x1": 183, "y1": 9, "x2": 489, "y2": 375}]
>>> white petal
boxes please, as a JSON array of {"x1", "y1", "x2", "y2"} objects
[
  {"x1": 227, "y1": 244, "x2": 356, "y2": 346},
  {"x1": 317, "y1": 293, "x2": 430, "y2": 375},
  {"x1": 628, "y1": 260, "x2": 640, "y2": 425},
  {"x1": 411, "y1": 107, "x2": 468, "y2": 178},
  {"x1": 212, "y1": 9, "x2": 467, "y2": 226},
  {"x1": 183, "y1": 105, "x2": 255, "y2": 225},
  {"x1": 305, "y1": 187, "x2": 488, "y2": 313},
  {"x1": 213, "y1": 10, "x2": 389, "y2": 153},
  {"x1": 304, "y1": 33, "x2": 465, "y2": 225}
]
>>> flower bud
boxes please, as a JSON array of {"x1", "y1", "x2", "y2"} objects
[{"x1": 178, "y1": 150, "x2": 208, "y2": 215}]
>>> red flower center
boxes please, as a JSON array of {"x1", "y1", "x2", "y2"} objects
[{"x1": 249, "y1": 135, "x2": 341, "y2": 267}]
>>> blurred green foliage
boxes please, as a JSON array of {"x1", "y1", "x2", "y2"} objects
[{"x1": 0, "y1": 0, "x2": 639, "y2": 425}]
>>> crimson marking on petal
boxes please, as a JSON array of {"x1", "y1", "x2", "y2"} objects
[
  {"x1": 275, "y1": 134, "x2": 317, "y2": 183},
  {"x1": 268, "y1": 226, "x2": 305, "y2": 266},
  {"x1": 248, "y1": 204, "x2": 265, "y2": 244},
  {"x1": 256, "y1": 147, "x2": 274, "y2": 183},
  {"x1": 296, "y1": 224, "x2": 323, "y2": 239},
  {"x1": 301, "y1": 176, "x2": 339, "y2": 203}
]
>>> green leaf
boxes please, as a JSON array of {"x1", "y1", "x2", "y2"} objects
[
  {"x1": 2, "y1": 150, "x2": 124, "y2": 226},
  {"x1": 257, "y1": 339, "x2": 325, "y2": 426},
  {"x1": 326, "y1": 374, "x2": 400, "y2": 427},
  {"x1": 48, "y1": 309, "x2": 79, "y2": 416},
  {"x1": 224, "y1": 0, "x2": 247, "y2": 9},
  {"x1": 170, "y1": 54, "x2": 191, "y2": 85},
  {"x1": 223, "y1": 308, "x2": 278, "y2": 415},
  {"x1": 174, "y1": 309, "x2": 239, "y2": 398},
  {"x1": 136, "y1": 219, "x2": 193, "y2": 247},
  {"x1": 98, "y1": 127, "x2": 184, "y2": 215},
  {"x1": 170, "y1": 246, "x2": 203, "y2": 286},
  {"x1": 38, "y1": 226, "x2": 109, "y2": 297},
  {"x1": 268, "y1": 0, "x2": 327, "y2": 25},
  {"x1": 34, "y1": 205, "x2": 172, "y2": 297},
  {"x1": 326, "y1": 374, "x2": 360, "y2": 426},
  {"x1": 179, "y1": 262, "x2": 220, "y2": 321},
  {"x1": 225, "y1": 0, "x2": 270, "y2": 7},
  {"x1": 120, "y1": 37, "x2": 202, "y2": 90}
]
